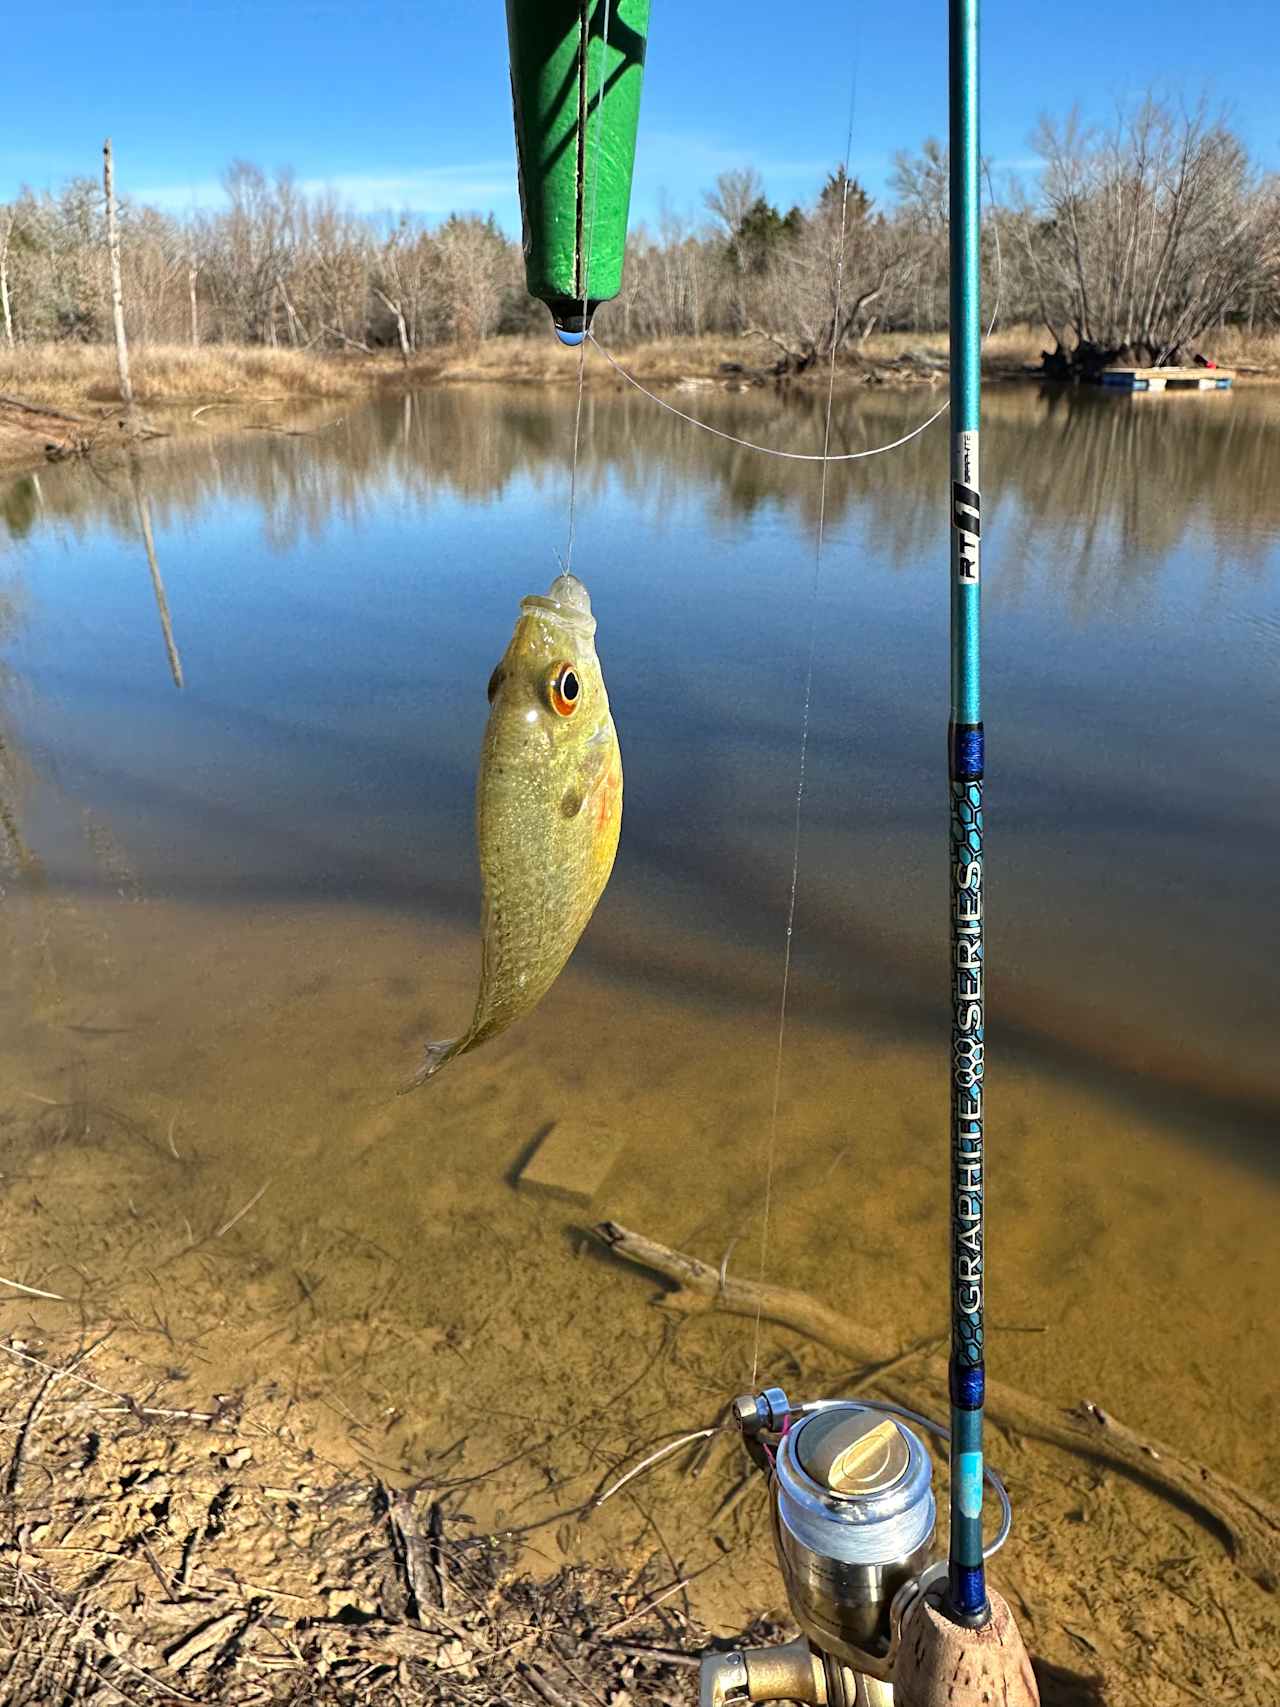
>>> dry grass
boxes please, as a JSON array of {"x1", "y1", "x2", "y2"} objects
[
  {"x1": 430, "y1": 324, "x2": 1063, "y2": 385},
  {"x1": 857, "y1": 323, "x2": 1280, "y2": 375},
  {"x1": 0, "y1": 341, "x2": 383, "y2": 411},
  {"x1": 1, "y1": 323, "x2": 1276, "y2": 462},
  {"x1": 422, "y1": 331, "x2": 749, "y2": 386},
  {"x1": 863, "y1": 324, "x2": 1047, "y2": 367},
  {"x1": 1193, "y1": 324, "x2": 1280, "y2": 373}
]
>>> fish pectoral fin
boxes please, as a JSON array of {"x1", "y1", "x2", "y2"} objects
[
  {"x1": 562, "y1": 734, "x2": 613, "y2": 820},
  {"x1": 400, "y1": 1037, "x2": 461, "y2": 1094}
]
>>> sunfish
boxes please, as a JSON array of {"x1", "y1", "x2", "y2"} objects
[{"x1": 410, "y1": 572, "x2": 622, "y2": 1086}]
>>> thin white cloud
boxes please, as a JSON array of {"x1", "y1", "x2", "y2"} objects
[
  {"x1": 129, "y1": 162, "x2": 520, "y2": 221},
  {"x1": 299, "y1": 162, "x2": 517, "y2": 215},
  {"x1": 129, "y1": 181, "x2": 228, "y2": 211},
  {"x1": 638, "y1": 128, "x2": 831, "y2": 186}
]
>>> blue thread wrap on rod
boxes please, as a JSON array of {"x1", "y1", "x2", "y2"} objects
[{"x1": 947, "y1": 0, "x2": 988, "y2": 1626}]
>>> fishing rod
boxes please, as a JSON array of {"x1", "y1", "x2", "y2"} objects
[
  {"x1": 504, "y1": 4, "x2": 1037, "y2": 1703},
  {"x1": 945, "y1": 0, "x2": 986, "y2": 1635},
  {"x1": 700, "y1": 25, "x2": 1039, "y2": 1707}
]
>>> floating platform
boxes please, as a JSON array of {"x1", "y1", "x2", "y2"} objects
[{"x1": 1100, "y1": 366, "x2": 1234, "y2": 392}]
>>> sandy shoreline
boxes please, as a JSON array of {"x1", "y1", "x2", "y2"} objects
[{"x1": 1, "y1": 884, "x2": 1278, "y2": 1704}]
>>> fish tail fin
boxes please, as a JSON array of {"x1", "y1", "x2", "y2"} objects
[{"x1": 400, "y1": 1037, "x2": 461, "y2": 1094}]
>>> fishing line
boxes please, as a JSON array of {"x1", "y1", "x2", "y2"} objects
[
  {"x1": 585, "y1": 182, "x2": 1004, "y2": 463},
  {"x1": 590, "y1": 332, "x2": 950, "y2": 461},
  {"x1": 565, "y1": 0, "x2": 613, "y2": 573},
  {"x1": 752, "y1": 70, "x2": 860, "y2": 1387},
  {"x1": 745, "y1": 117, "x2": 1002, "y2": 1388}
]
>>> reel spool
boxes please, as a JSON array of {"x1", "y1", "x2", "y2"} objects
[{"x1": 700, "y1": 1389, "x2": 1035, "y2": 1707}]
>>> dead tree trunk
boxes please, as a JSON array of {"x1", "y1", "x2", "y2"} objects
[
  {"x1": 593, "y1": 1219, "x2": 1280, "y2": 1593},
  {"x1": 373, "y1": 287, "x2": 411, "y2": 366},
  {"x1": 188, "y1": 256, "x2": 199, "y2": 347},
  {"x1": 0, "y1": 211, "x2": 14, "y2": 347},
  {"x1": 276, "y1": 275, "x2": 304, "y2": 348},
  {"x1": 102, "y1": 139, "x2": 134, "y2": 416}
]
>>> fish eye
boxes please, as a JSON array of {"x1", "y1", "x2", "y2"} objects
[{"x1": 546, "y1": 661, "x2": 580, "y2": 717}]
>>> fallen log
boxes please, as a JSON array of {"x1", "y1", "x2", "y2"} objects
[
  {"x1": 593, "y1": 1221, "x2": 1280, "y2": 1591},
  {"x1": 0, "y1": 392, "x2": 92, "y2": 424}
]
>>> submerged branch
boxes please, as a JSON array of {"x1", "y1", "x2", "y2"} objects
[{"x1": 593, "y1": 1220, "x2": 1280, "y2": 1592}]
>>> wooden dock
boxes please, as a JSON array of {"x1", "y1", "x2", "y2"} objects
[{"x1": 1100, "y1": 366, "x2": 1234, "y2": 393}]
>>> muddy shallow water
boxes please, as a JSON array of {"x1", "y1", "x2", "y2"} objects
[{"x1": 1, "y1": 379, "x2": 1279, "y2": 1699}]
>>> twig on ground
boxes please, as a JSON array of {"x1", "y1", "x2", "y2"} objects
[
  {"x1": 0, "y1": 1339, "x2": 219, "y2": 1424},
  {"x1": 214, "y1": 1181, "x2": 272, "y2": 1240},
  {"x1": 598, "y1": 1576, "x2": 693, "y2": 1637},
  {"x1": 594, "y1": 1219, "x2": 1280, "y2": 1591},
  {"x1": 0, "y1": 1274, "x2": 65, "y2": 1301},
  {"x1": 0, "y1": 392, "x2": 92, "y2": 423}
]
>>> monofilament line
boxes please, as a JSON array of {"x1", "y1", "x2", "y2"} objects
[
  {"x1": 566, "y1": 338, "x2": 588, "y2": 573},
  {"x1": 590, "y1": 332, "x2": 950, "y2": 462},
  {"x1": 751, "y1": 105, "x2": 859, "y2": 1389},
  {"x1": 565, "y1": 0, "x2": 612, "y2": 574},
  {"x1": 587, "y1": 188, "x2": 1005, "y2": 464}
]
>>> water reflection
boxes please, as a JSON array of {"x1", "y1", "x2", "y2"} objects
[
  {"x1": 1, "y1": 382, "x2": 1278, "y2": 1147},
  {"x1": 129, "y1": 456, "x2": 185, "y2": 689},
  {"x1": 0, "y1": 577, "x2": 40, "y2": 884},
  {"x1": 8, "y1": 383, "x2": 1278, "y2": 581}
]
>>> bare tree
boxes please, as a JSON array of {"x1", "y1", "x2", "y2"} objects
[
  {"x1": 705, "y1": 168, "x2": 768, "y2": 330},
  {"x1": 431, "y1": 215, "x2": 513, "y2": 343},
  {"x1": 3, "y1": 117, "x2": 1277, "y2": 366},
  {"x1": 0, "y1": 208, "x2": 13, "y2": 346},
  {"x1": 102, "y1": 139, "x2": 134, "y2": 411},
  {"x1": 372, "y1": 226, "x2": 413, "y2": 362},
  {"x1": 1030, "y1": 96, "x2": 1280, "y2": 370},
  {"x1": 748, "y1": 172, "x2": 919, "y2": 369},
  {"x1": 704, "y1": 167, "x2": 765, "y2": 241}
]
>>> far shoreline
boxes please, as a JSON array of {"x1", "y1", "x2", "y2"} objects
[{"x1": 3, "y1": 327, "x2": 1276, "y2": 479}]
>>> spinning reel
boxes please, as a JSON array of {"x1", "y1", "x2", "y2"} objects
[{"x1": 700, "y1": 1388, "x2": 1032, "y2": 1707}]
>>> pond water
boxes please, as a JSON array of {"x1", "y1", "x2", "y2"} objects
[{"x1": 1, "y1": 378, "x2": 1278, "y2": 1654}]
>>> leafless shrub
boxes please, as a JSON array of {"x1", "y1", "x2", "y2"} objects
[
  {"x1": 1, "y1": 96, "x2": 1276, "y2": 371},
  {"x1": 1025, "y1": 96, "x2": 1280, "y2": 367}
]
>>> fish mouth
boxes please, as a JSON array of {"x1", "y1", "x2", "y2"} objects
[{"x1": 521, "y1": 575, "x2": 597, "y2": 635}]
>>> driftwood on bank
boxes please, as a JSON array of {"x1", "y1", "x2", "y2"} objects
[
  {"x1": 0, "y1": 392, "x2": 92, "y2": 424},
  {"x1": 593, "y1": 1221, "x2": 1280, "y2": 1593}
]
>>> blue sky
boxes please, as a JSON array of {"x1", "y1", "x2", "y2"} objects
[{"x1": 8, "y1": 0, "x2": 1279, "y2": 229}]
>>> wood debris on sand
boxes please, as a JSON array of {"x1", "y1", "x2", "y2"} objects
[{"x1": 0, "y1": 1323, "x2": 784, "y2": 1706}]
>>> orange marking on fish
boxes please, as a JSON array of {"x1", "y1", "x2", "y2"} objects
[{"x1": 594, "y1": 760, "x2": 621, "y2": 835}]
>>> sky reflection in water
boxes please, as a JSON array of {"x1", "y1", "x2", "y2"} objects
[{"x1": 1, "y1": 380, "x2": 1279, "y2": 1150}]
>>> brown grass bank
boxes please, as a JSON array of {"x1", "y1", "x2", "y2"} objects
[
  {"x1": 0, "y1": 344, "x2": 380, "y2": 475},
  {"x1": 3, "y1": 326, "x2": 1278, "y2": 477}
]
